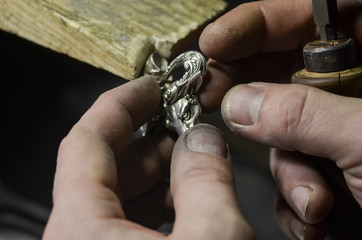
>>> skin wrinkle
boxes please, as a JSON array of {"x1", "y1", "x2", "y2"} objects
[
  {"x1": 237, "y1": 2, "x2": 266, "y2": 57},
  {"x1": 52, "y1": 185, "x2": 126, "y2": 239},
  {"x1": 245, "y1": 84, "x2": 294, "y2": 149},
  {"x1": 341, "y1": 156, "x2": 362, "y2": 178},
  {"x1": 179, "y1": 163, "x2": 233, "y2": 191},
  {"x1": 178, "y1": 163, "x2": 233, "y2": 194},
  {"x1": 57, "y1": 131, "x2": 117, "y2": 191},
  {"x1": 283, "y1": 88, "x2": 310, "y2": 150},
  {"x1": 344, "y1": 172, "x2": 362, "y2": 192},
  {"x1": 270, "y1": 149, "x2": 335, "y2": 223},
  {"x1": 65, "y1": 123, "x2": 123, "y2": 193},
  {"x1": 248, "y1": 84, "x2": 351, "y2": 160},
  {"x1": 255, "y1": 4, "x2": 267, "y2": 53},
  {"x1": 271, "y1": 152, "x2": 316, "y2": 197},
  {"x1": 88, "y1": 186, "x2": 125, "y2": 219},
  {"x1": 334, "y1": 110, "x2": 362, "y2": 170},
  {"x1": 344, "y1": 172, "x2": 362, "y2": 207},
  {"x1": 258, "y1": 1, "x2": 280, "y2": 50}
]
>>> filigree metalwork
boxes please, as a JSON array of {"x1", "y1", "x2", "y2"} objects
[{"x1": 141, "y1": 51, "x2": 206, "y2": 135}]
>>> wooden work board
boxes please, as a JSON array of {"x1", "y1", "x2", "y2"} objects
[{"x1": 0, "y1": 0, "x2": 226, "y2": 80}]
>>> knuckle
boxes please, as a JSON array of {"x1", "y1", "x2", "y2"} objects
[
  {"x1": 184, "y1": 162, "x2": 233, "y2": 186},
  {"x1": 264, "y1": 86, "x2": 312, "y2": 146},
  {"x1": 282, "y1": 88, "x2": 308, "y2": 135}
]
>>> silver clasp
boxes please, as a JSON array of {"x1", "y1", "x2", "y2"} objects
[{"x1": 141, "y1": 51, "x2": 206, "y2": 135}]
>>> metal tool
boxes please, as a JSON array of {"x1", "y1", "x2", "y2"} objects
[
  {"x1": 312, "y1": 0, "x2": 338, "y2": 41},
  {"x1": 292, "y1": 0, "x2": 362, "y2": 96}
]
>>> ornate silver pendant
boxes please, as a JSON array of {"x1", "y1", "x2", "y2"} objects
[{"x1": 141, "y1": 51, "x2": 206, "y2": 135}]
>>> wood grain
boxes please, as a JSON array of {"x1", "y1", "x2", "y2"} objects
[{"x1": 0, "y1": 0, "x2": 226, "y2": 79}]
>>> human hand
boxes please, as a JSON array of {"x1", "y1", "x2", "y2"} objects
[
  {"x1": 198, "y1": 0, "x2": 362, "y2": 111},
  {"x1": 43, "y1": 75, "x2": 254, "y2": 240},
  {"x1": 198, "y1": 0, "x2": 362, "y2": 237},
  {"x1": 221, "y1": 82, "x2": 362, "y2": 237}
]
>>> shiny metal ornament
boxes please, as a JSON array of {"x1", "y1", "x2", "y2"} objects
[{"x1": 141, "y1": 51, "x2": 206, "y2": 135}]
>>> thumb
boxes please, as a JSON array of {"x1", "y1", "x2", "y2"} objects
[
  {"x1": 221, "y1": 82, "x2": 362, "y2": 174},
  {"x1": 170, "y1": 124, "x2": 254, "y2": 240}
]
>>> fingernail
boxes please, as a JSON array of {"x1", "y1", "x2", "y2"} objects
[
  {"x1": 292, "y1": 186, "x2": 311, "y2": 219},
  {"x1": 186, "y1": 124, "x2": 228, "y2": 158},
  {"x1": 290, "y1": 219, "x2": 306, "y2": 240},
  {"x1": 223, "y1": 85, "x2": 265, "y2": 126}
]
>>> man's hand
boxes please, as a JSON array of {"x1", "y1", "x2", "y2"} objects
[
  {"x1": 198, "y1": 0, "x2": 362, "y2": 112},
  {"x1": 221, "y1": 82, "x2": 362, "y2": 213},
  {"x1": 199, "y1": 0, "x2": 362, "y2": 237},
  {"x1": 43, "y1": 75, "x2": 254, "y2": 240}
]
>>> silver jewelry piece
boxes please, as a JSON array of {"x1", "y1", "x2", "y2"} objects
[{"x1": 141, "y1": 51, "x2": 206, "y2": 135}]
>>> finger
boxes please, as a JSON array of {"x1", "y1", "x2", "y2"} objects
[
  {"x1": 199, "y1": 0, "x2": 362, "y2": 62},
  {"x1": 75, "y1": 74, "x2": 161, "y2": 155},
  {"x1": 199, "y1": 0, "x2": 316, "y2": 61},
  {"x1": 274, "y1": 193, "x2": 328, "y2": 240},
  {"x1": 170, "y1": 124, "x2": 254, "y2": 239},
  {"x1": 221, "y1": 82, "x2": 362, "y2": 164},
  {"x1": 221, "y1": 82, "x2": 362, "y2": 207},
  {"x1": 54, "y1": 75, "x2": 161, "y2": 201},
  {"x1": 123, "y1": 182, "x2": 173, "y2": 229},
  {"x1": 117, "y1": 133, "x2": 174, "y2": 201},
  {"x1": 199, "y1": 60, "x2": 235, "y2": 112},
  {"x1": 53, "y1": 76, "x2": 160, "y2": 217},
  {"x1": 270, "y1": 149, "x2": 334, "y2": 223},
  {"x1": 199, "y1": 50, "x2": 304, "y2": 112},
  {"x1": 45, "y1": 76, "x2": 165, "y2": 239}
]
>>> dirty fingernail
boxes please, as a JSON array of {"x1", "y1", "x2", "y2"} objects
[
  {"x1": 223, "y1": 84, "x2": 265, "y2": 126},
  {"x1": 186, "y1": 124, "x2": 228, "y2": 158}
]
